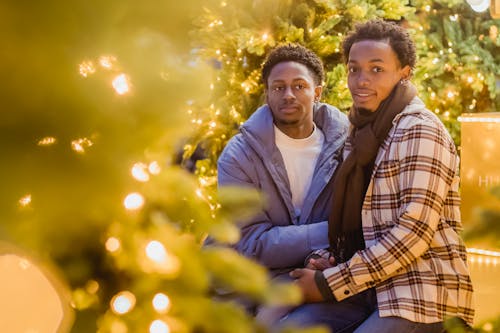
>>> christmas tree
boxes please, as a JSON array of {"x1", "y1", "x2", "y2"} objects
[
  {"x1": 0, "y1": 0, "x2": 319, "y2": 332},
  {"x1": 186, "y1": 0, "x2": 499, "y2": 183}
]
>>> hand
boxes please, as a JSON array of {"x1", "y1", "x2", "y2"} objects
[
  {"x1": 289, "y1": 268, "x2": 324, "y2": 303},
  {"x1": 305, "y1": 256, "x2": 336, "y2": 270}
]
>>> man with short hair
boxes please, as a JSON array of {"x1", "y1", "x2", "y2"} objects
[{"x1": 218, "y1": 44, "x2": 369, "y2": 330}]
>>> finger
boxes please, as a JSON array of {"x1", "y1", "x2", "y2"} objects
[{"x1": 289, "y1": 269, "x2": 302, "y2": 278}]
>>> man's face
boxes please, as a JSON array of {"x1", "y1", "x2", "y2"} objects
[
  {"x1": 347, "y1": 40, "x2": 410, "y2": 112},
  {"x1": 265, "y1": 61, "x2": 322, "y2": 138}
]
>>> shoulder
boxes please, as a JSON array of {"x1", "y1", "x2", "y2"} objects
[
  {"x1": 314, "y1": 103, "x2": 349, "y2": 139},
  {"x1": 390, "y1": 98, "x2": 457, "y2": 156}
]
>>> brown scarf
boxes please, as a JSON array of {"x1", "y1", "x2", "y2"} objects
[{"x1": 328, "y1": 81, "x2": 417, "y2": 263}]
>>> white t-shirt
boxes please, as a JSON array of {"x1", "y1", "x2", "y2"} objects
[{"x1": 274, "y1": 123, "x2": 325, "y2": 217}]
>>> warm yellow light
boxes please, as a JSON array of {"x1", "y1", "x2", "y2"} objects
[
  {"x1": 106, "y1": 237, "x2": 121, "y2": 253},
  {"x1": 467, "y1": 248, "x2": 500, "y2": 257},
  {"x1": 146, "y1": 241, "x2": 168, "y2": 264},
  {"x1": 150, "y1": 320, "x2": 170, "y2": 333},
  {"x1": 111, "y1": 291, "x2": 136, "y2": 315},
  {"x1": 467, "y1": 76, "x2": 474, "y2": 83},
  {"x1": 71, "y1": 138, "x2": 94, "y2": 153},
  {"x1": 262, "y1": 33, "x2": 268, "y2": 40},
  {"x1": 148, "y1": 161, "x2": 161, "y2": 175},
  {"x1": 446, "y1": 91, "x2": 454, "y2": 99},
  {"x1": 123, "y1": 192, "x2": 145, "y2": 210},
  {"x1": 37, "y1": 136, "x2": 57, "y2": 146},
  {"x1": 18, "y1": 194, "x2": 32, "y2": 207},
  {"x1": 112, "y1": 74, "x2": 131, "y2": 95},
  {"x1": 99, "y1": 55, "x2": 116, "y2": 69},
  {"x1": 110, "y1": 320, "x2": 128, "y2": 333},
  {"x1": 79, "y1": 61, "x2": 96, "y2": 77},
  {"x1": 209, "y1": 121, "x2": 217, "y2": 129},
  {"x1": 85, "y1": 280, "x2": 99, "y2": 294},
  {"x1": 482, "y1": 322, "x2": 494, "y2": 332},
  {"x1": 432, "y1": 58, "x2": 439, "y2": 64},
  {"x1": 131, "y1": 163, "x2": 150, "y2": 182},
  {"x1": 152, "y1": 293, "x2": 171, "y2": 313}
]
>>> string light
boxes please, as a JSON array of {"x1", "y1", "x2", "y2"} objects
[
  {"x1": 105, "y1": 237, "x2": 121, "y2": 253},
  {"x1": 37, "y1": 136, "x2": 57, "y2": 146},
  {"x1": 98, "y1": 55, "x2": 116, "y2": 69},
  {"x1": 152, "y1": 293, "x2": 171, "y2": 314},
  {"x1": 148, "y1": 161, "x2": 161, "y2": 175},
  {"x1": 150, "y1": 320, "x2": 170, "y2": 333},
  {"x1": 111, "y1": 291, "x2": 136, "y2": 315},
  {"x1": 131, "y1": 163, "x2": 150, "y2": 182},
  {"x1": 18, "y1": 194, "x2": 32, "y2": 207},
  {"x1": 79, "y1": 61, "x2": 96, "y2": 77},
  {"x1": 124, "y1": 192, "x2": 145, "y2": 210},
  {"x1": 112, "y1": 74, "x2": 131, "y2": 95},
  {"x1": 144, "y1": 240, "x2": 180, "y2": 275},
  {"x1": 71, "y1": 138, "x2": 94, "y2": 153}
]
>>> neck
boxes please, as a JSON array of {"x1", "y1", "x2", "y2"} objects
[{"x1": 275, "y1": 122, "x2": 314, "y2": 139}]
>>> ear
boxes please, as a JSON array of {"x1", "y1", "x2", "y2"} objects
[
  {"x1": 400, "y1": 65, "x2": 411, "y2": 80},
  {"x1": 314, "y1": 85, "x2": 323, "y2": 102}
]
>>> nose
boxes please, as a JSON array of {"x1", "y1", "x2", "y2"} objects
[
  {"x1": 283, "y1": 86, "x2": 296, "y2": 101},
  {"x1": 358, "y1": 71, "x2": 370, "y2": 87}
]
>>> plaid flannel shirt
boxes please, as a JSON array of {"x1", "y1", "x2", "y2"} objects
[{"x1": 322, "y1": 97, "x2": 474, "y2": 325}]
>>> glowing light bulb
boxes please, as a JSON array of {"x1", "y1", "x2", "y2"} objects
[
  {"x1": 150, "y1": 320, "x2": 170, "y2": 333},
  {"x1": 106, "y1": 237, "x2": 121, "y2": 252},
  {"x1": 37, "y1": 136, "x2": 57, "y2": 146},
  {"x1": 148, "y1": 161, "x2": 161, "y2": 175},
  {"x1": 99, "y1": 55, "x2": 116, "y2": 69},
  {"x1": 131, "y1": 163, "x2": 150, "y2": 182},
  {"x1": 111, "y1": 291, "x2": 136, "y2": 315},
  {"x1": 79, "y1": 61, "x2": 96, "y2": 77},
  {"x1": 146, "y1": 241, "x2": 167, "y2": 263},
  {"x1": 18, "y1": 194, "x2": 32, "y2": 207},
  {"x1": 446, "y1": 91, "x2": 454, "y2": 99},
  {"x1": 152, "y1": 293, "x2": 171, "y2": 313},
  {"x1": 112, "y1": 74, "x2": 131, "y2": 95},
  {"x1": 124, "y1": 192, "x2": 144, "y2": 210}
]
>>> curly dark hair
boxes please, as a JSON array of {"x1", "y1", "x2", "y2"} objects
[
  {"x1": 261, "y1": 43, "x2": 324, "y2": 87},
  {"x1": 342, "y1": 20, "x2": 416, "y2": 71}
]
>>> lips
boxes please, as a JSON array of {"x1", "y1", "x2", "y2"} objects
[
  {"x1": 279, "y1": 105, "x2": 300, "y2": 113},
  {"x1": 352, "y1": 91, "x2": 375, "y2": 103}
]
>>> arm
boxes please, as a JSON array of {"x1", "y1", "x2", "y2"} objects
[
  {"x1": 218, "y1": 144, "x2": 329, "y2": 269},
  {"x1": 321, "y1": 121, "x2": 459, "y2": 300}
]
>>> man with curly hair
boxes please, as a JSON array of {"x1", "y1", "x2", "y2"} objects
[
  {"x1": 291, "y1": 19, "x2": 475, "y2": 332},
  {"x1": 217, "y1": 44, "x2": 370, "y2": 329}
]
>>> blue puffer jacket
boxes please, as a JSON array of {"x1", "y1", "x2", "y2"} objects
[{"x1": 218, "y1": 102, "x2": 348, "y2": 276}]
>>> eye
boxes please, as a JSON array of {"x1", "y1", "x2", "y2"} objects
[
  {"x1": 272, "y1": 85, "x2": 285, "y2": 92},
  {"x1": 294, "y1": 84, "x2": 305, "y2": 90},
  {"x1": 372, "y1": 67, "x2": 383, "y2": 73},
  {"x1": 348, "y1": 67, "x2": 358, "y2": 73}
]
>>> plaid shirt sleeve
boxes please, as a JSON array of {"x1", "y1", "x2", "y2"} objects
[{"x1": 323, "y1": 117, "x2": 459, "y2": 302}]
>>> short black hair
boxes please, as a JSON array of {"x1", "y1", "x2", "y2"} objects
[
  {"x1": 342, "y1": 20, "x2": 416, "y2": 71},
  {"x1": 261, "y1": 43, "x2": 324, "y2": 87}
]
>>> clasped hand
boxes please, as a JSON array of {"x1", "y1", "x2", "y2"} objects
[{"x1": 289, "y1": 256, "x2": 336, "y2": 302}]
